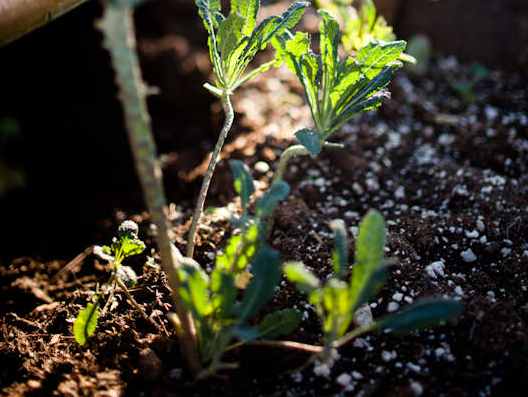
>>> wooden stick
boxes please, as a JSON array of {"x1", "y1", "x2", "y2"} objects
[{"x1": 0, "y1": 0, "x2": 88, "y2": 46}]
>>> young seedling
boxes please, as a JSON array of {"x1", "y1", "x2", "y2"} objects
[
  {"x1": 73, "y1": 221, "x2": 151, "y2": 346},
  {"x1": 284, "y1": 210, "x2": 463, "y2": 368},
  {"x1": 187, "y1": 0, "x2": 309, "y2": 258},
  {"x1": 171, "y1": 161, "x2": 301, "y2": 377},
  {"x1": 271, "y1": 11, "x2": 407, "y2": 183},
  {"x1": 316, "y1": 0, "x2": 396, "y2": 53}
]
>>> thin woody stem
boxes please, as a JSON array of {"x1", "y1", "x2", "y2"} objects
[
  {"x1": 187, "y1": 94, "x2": 234, "y2": 258},
  {"x1": 97, "y1": 2, "x2": 201, "y2": 375}
]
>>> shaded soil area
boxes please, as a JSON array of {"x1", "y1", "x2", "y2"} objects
[{"x1": 1, "y1": 2, "x2": 528, "y2": 396}]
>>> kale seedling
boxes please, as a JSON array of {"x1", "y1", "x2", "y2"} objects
[
  {"x1": 187, "y1": 0, "x2": 309, "y2": 258},
  {"x1": 272, "y1": 11, "x2": 407, "y2": 182},
  {"x1": 284, "y1": 210, "x2": 463, "y2": 366},
  {"x1": 73, "y1": 220, "x2": 148, "y2": 346},
  {"x1": 170, "y1": 160, "x2": 302, "y2": 377},
  {"x1": 315, "y1": 0, "x2": 404, "y2": 54}
]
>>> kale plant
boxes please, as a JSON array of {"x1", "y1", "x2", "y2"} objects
[
  {"x1": 72, "y1": 221, "x2": 146, "y2": 346},
  {"x1": 187, "y1": 0, "x2": 308, "y2": 257},
  {"x1": 272, "y1": 11, "x2": 407, "y2": 181},
  {"x1": 316, "y1": 0, "x2": 397, "y2": 53},
  {"x1": 171, "y1": 160, "x2": 301, "y2": 377},
  {"x1": 284, "y1": 211, "x2": 463, "y2": 364}
]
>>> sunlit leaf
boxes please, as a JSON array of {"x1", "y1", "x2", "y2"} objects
[
  {"x1": 284, "y1": 261, "x2": 320, "y2": 294},
  {"x1": 73, "y1": 302, "x2": 100, "y2": 346}
]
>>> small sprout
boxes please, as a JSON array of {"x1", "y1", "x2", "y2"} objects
[
  {"x1": 285, "y1": 210, "x2": 463, "y2": 362},
  {"x1": 73, "y1": 221, "x2": 146, "y2": 346}
]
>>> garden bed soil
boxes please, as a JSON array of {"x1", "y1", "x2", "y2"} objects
[{"x1": 1, "y1": 4, "x2": 528, "y2": 397}]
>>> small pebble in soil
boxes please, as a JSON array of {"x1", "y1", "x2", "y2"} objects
[
  {"x1": 336, "y1": 373, "x2": 352, "y2": 387},
  {"x1": 410, "y1": 381, "x2": 424, "y2": 396},
  {"x1": 254, "y1": 161, "x2": 270, "y2": 173},
  {"x1": 461, "y1": 248, "x2": 477, "y2": 263},
  {"x1": 426, "y1": 261, "x2": 446, "y2": 279},
  {"x1": 388, "y1": 301, "x2": 400, "y2": 312}
]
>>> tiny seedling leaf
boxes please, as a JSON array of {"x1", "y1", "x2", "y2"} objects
[
  {"x1": 349, "y1": 210, "x2": 386, "y2": 309},
  {"x1": 178, "y1": 264, "x2": 212, "y2": 318},
  {"x1": 284, "y1": 261, "x2": 320, "y2": 294},
  {"x1": 377, "y1": 298, "x2": 464, "y2": 334},
  {"x1": 330, "y1": 219, "x2": 348, "y2": 279},
  {"x1": 258, "y1": 308, "x2": 302, "y2": 339},
  {"x1": 211, "y1": 269, "x2": 237, "y2": 318},
  {"x1": 120, "y1": 237, "x2": 146, "y2": 258},
  {"x1": 229, "y1": 159, "x2": 255, "y2": 212},
  {"x1": 215, "y1": 223, "x2": 258, "y2": 273},
  {"x1": 238, "y1": 245, "x2": 281, "y2": 322},
  {"x1": 73, "y1": 302, "x2": 100, "y2": 346},
  {"x1": 255, "y1": 180, "x2": 290, "y2": 218},
  {"x1": 295, "y1": 129, "x2": 322, "y2": 157}
]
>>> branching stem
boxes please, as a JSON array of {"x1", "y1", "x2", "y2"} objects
[{"x1": 187, "y1": 94, "x2": 234, "y2": 258}]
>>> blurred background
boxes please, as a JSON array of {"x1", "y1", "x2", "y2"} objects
[{"x1": 0, "y1": 0, "x2": 526, "y2": 261}]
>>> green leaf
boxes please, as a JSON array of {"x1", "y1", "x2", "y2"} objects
[
  {"x1": 258, "y1": 308, "x2": 302, "y2": 339},
  {"x1": 319, "y1": 10, "x2": 340, "y2": 85},
  {"x1": 238, "y1": 245, "x2": 281, "y2": 322},
  {"x1": 360, "y1": 0, "x2": 377, "y2": 31},
  {"x1": 73, "y1": 302, "x2": 100, "y2": 346},
  {"x1": 229, "y1": 159, "x2": 255, "y2": 212},
  {"x1": 330, "y1": 219, "x2": 348, "y2": 278},
  {"x1": 218, "y1": 13, "x2": 246, "y2": 60},
  {"x1": 231, "y1": 0, "x2": 259, "y2": 36},
  {"x1": 321, "y1": 278, "x2": 352, "y2": 337},
  {"x1": 195, "y1": 0, "x2": 223, "y2": 33},
  {"x1": 178, "y1": 264, "x2": 212, "y2": 318},
  {"x1": 120, "y1": 236, "x2": 146, "y2": 258},
  {"x1": 356, "y1": 40, "x2": 407, "y2": 79},
  {"x1": 243, "y1": 1, "x2": 308, "y2": 62},
  {"x1": 215, "y1": 223, "x2": 259, "y2": 273},
  {"x1": 377, "y1": 299, "x2": 463, "y2": 334},
  {"x1": 295, "y1": 129, "x2": 322, "y2": 157},
  {"x1": 284, "y1": 261, "x2": 320, "y2": 294},
  {"x1": 349, "y1": 210, "x2": 386, "y2": 309},
  {"x1": 255, "y1": 181, "x2": 290, "y2": 218},
  {"x1": 211, "y1": 269, "x2": 237, "y2": 318}
]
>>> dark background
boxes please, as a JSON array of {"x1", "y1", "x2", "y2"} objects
[{"x1": 0, "y1": 0, "x2": 526, "y2": 261}]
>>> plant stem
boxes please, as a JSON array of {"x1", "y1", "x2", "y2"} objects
[
  {"x1": 266, "y1": 141, "x2": 344, "y2": 235},
  {"x1": 97, "y1": 2, "x2": 201, "y2": 375},
  {"x1": 187, "y1": 94, "x2": 234, "y2": 258},
  {"x1": 226, "y1": 339, "x2": 324, "y2": 354},
  {"x1": 272, "y1": 141, "x2": 344, "y2": 184}
]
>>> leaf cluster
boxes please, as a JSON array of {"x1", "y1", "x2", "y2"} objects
[
  {"x1": 176, "y1": 161, "x2": 301, "y2": 367},
  {"x1": 196, "y1": 0, "x2": 308, "y2": 95},
  {"x1": 285, "y1": 211, "x2": 463, "y2": 351},
  {"x1": 274, "y1": 11, "x2": 406, "y2": 156}
]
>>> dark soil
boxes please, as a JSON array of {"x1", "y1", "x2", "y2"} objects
[{"x1": 1, "y1": 2, "x2": 528, "y2": 397}]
